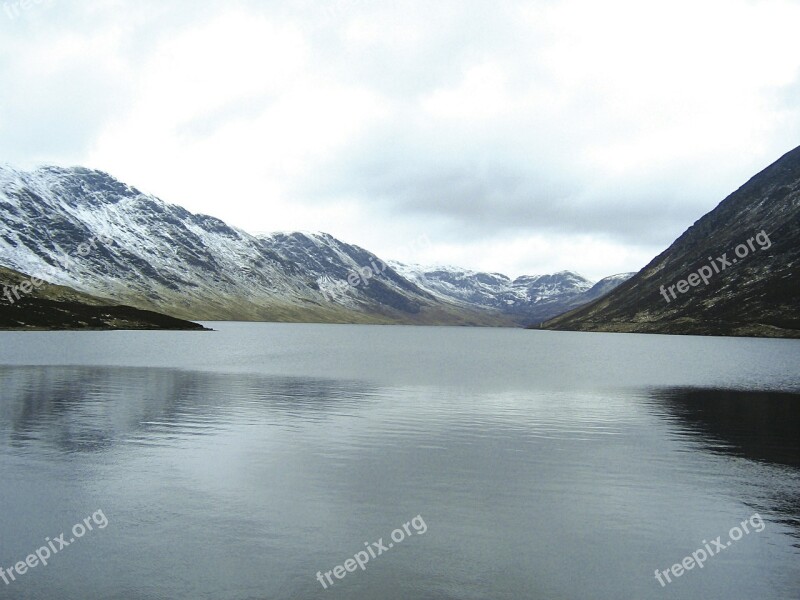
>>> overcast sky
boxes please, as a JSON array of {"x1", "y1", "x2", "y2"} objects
[{"x1": 1, "y1": 0, "x2": 799, "y2": 280}]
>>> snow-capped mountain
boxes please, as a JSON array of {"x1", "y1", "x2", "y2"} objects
[
  {"x1": 391, "y1": 263, "x2": 634, "y2": 323},
  {"x1": 0, "y1": 165, "x2": 507, "y2": 325},
  {"x1": 578, "y1": 272, "x2": 636, "y2": 299},
  {"x1": 0, "y1": 165, "x2": 629, "y2": 326}
]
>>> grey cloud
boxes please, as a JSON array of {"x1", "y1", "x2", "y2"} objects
[{"x1": 297, "y1": 113, "x2": 716, "y2": 247}]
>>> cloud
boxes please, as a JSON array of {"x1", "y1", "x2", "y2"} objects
[{"x1": 1, "y1": 0, "x2": 799, "y2": 280}]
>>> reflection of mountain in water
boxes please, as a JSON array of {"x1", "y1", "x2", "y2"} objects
[
  {"x1": 649, "y1": 387, "x2": 800, "y2": 468},
  {"x1": 0, "y1": 366, "x2": 375, "y2": 454},
  {"x1": 649, "y1": 387, "x2": 800, "y2": 545}
]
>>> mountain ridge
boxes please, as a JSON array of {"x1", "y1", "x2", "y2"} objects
[
  {"x1": 0, "y1": 165, "x2": 630, "y2": 326},
  {"x1": 542, "y1": 144, "x2": 800, "y2": 338}
]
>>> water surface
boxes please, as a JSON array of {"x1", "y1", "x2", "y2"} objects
[{"x1": 1, "y1": 324, "x2": 798, "y2": 599}]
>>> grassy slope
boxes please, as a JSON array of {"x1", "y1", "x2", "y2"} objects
[{"x1": 0, "y1": 266, "x2": 208, "y2": 330}]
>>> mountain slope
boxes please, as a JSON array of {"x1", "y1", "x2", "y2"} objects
[
  {"x1": 0, "y1": 166, "x2": 514, "y2": 325},
  {"x1": 0, "y1": 165, "x2": 632, "y2": 327},
  {"x1": 543, "y1": 145, "x2": 800, "y2": 338},
  {"x1": 0, "y1": 266, "x2": 208, "y2": 330}
]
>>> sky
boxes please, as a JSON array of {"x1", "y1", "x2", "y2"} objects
[{"x1": 1, "y1": 0, "x2": 799, "y2": 280}]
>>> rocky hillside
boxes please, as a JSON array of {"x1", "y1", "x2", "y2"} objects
[{"x1": 542, "y1": 145, "x2": 800, "y2": 338}]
